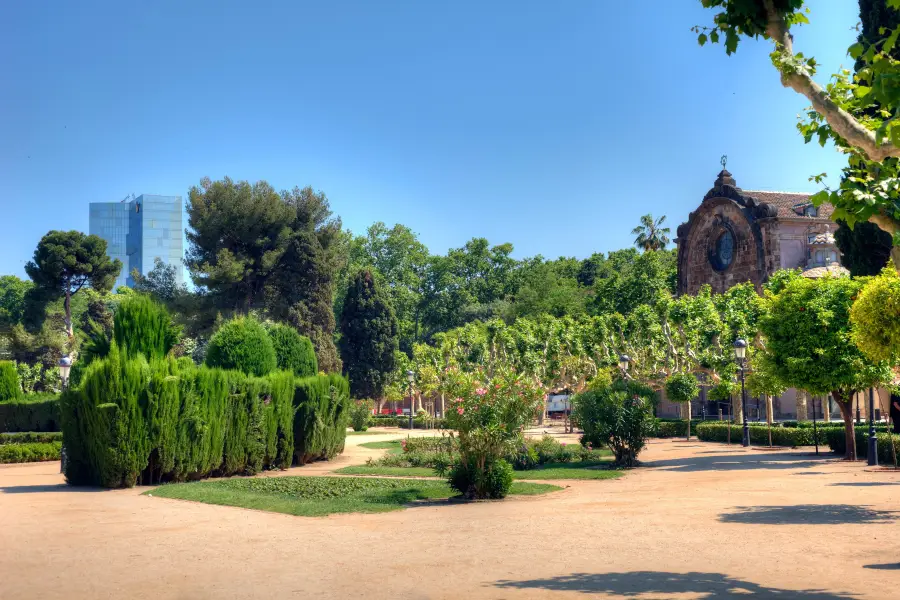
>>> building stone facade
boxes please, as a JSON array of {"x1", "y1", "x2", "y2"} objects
[
  {"x1": 675, "y1": 169, "x2": 838, "y2": 296},
  {"x1": 656, "y1": 169, "x2": 863, "y2": 422}
]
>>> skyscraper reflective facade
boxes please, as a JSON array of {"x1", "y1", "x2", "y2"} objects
[{"x1": 89, "y1": 195, "x2": 183, "y2": 289}]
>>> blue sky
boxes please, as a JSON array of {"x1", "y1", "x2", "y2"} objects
[{"x1": 0, "y1": 0, "x2": 859, "y2": 277}]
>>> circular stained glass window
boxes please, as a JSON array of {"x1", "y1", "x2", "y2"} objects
[{"x1": 711, "y1": 230, "x2": 734, "y2": 271}]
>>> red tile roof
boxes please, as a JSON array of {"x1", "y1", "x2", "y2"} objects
[{"x1": 742, "y1": 190, "x2": 834, "y2": 220}]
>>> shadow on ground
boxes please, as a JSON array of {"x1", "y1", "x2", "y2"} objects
[
  {"x1": 644, "y1": 452, "x2": 832, "y2": 472},
  {"x1": 492, "y1": 571, "x2": 858, "y2": 598},
  {"x1": 831, "y1": 482, "x2": 900, "y2": 487},
  {"x1": 718, "y1": 504, "x2": 898, "y2": 525},
  {"x1": 0, "y1": 484, "x2": 104, "y2": 494},
  {"x1": 864, "y1": 563, "x2": 900, "y2": 570}
]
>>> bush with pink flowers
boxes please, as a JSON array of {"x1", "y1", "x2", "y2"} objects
[{"x1": 441, "y1": 366, "x2": 544, "y2": 498}]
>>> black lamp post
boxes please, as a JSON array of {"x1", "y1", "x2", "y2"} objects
[
  {"x1": 406, "y1": 370, "x2": 415, "y2": 430},
  {"x1": 734, "y1": 339, "x2": 749, "y2": 447},
  {"x1": 869, "y1": 387, "x2": 878, "y2": 466}
]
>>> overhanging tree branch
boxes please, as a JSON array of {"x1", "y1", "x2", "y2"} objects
[{"x1": 763, "y1": 0, "x2": 900, "y2": 162}]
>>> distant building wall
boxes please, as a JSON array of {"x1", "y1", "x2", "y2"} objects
[{"x1": 91, "y1": 195, "x2": 183, "y2": 289}]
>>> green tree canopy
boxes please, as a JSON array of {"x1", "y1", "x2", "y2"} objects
[
  {"x1": 24, "y1": 230, "x2": 121, "y2": 337},
  {"x1": 339, "y1": 269, "x2": 399, "y2": 399},
  {"x1": 0, "y1": 275, "x2": 33, "y2": 333},
  {"x1": 759, "y1": 274, "x2": 892, "y2": 459},
  {"x1": 631, "y1": 214, "x2": 670, "y2": 251}
]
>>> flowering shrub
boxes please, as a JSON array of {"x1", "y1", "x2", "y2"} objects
[{"x1": 441, "y1": 366, "x2": 544, "y2": 498}]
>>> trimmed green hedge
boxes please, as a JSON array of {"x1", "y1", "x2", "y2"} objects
[
  {"x1": 0, "y1": 394, "x2": 60, "y2": 432},
  {"x1": 0, "y1": 441, "x2": 61, "y2": 463},
  {"x1": 370, "y1": 416, "x2": 447, "y2": 429},
  {"x1": 205, "y1": 317, "x2": 277, "y2": 376},
  {"x1": 61, "y1": 347, "x2": 350, "y2": 488},
  {"x1": 0, "y1": 431, "x2": 63, "y2": 444},
  {"x1": 653, "y1": 419, "x2": 700, "y2": 438},
  {"x1": 824, "y1": 426, "x2": 893, "y2": 459},
  {"x1": 695, "y1": 422, "x2": 829, "y2": 447}
]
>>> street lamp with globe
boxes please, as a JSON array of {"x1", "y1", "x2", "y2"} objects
[
  {"x1": 406, "y1": 370, "x2": 416, "y2": 430},
  {"x1": 733, "y1": 339, "x2": 749, "y2": 447}
]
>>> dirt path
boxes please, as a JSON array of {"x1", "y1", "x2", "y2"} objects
[{"x1": 3, "y1": 435, "x2": 900, "y2": 599}]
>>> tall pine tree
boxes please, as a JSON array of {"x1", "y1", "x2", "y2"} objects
[{"x1": 339, "y1": 269, "x2": 398, "y2": 400}]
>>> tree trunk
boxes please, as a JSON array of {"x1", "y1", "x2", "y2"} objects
[
  {"x1": 833, "y1": 391, "x2": 856, "y2": 461},
  {"x1": 681, "y1": 402, "x2": 691, "y2": 441},
  {"x1": 732, "y1": 394, "x2": 743, "y2": 425},
  {"x1": 64, "y1": 289, "x2": 74, "y2": 338},
  {"x1": 823, "y1": 396, "x2": 831, "y2": 422},
  {"x1": 440, "y1": 392, "x2": 445, "y2": 419},
  {"x1": 796, "y1": 391, "x2": 808, "y2": 421},
  {"x1": 765, "y1": 395, "x2": 774, "y2": 425}
]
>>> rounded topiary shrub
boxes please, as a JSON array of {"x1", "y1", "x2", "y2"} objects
[
  {"x1": 266, "y1": 323, "x2": 318, "y2": 377},
  {"x1": 0, "y1": 361, "x2": 20, "y2": 402},
  {"x1": 205, "y1": 317, "x2": 277, "y2": 376}
]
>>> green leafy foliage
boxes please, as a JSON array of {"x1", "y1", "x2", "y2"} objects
[
  {"x1": 631, "y1": 214, "x2": 671, "y2": 251},
  {"x1": 0, "y1": 361, "x2": 20, "y2": 402},
  {"x1": 205, "y1": 316, "x2": 277, "y2": 376},
  {"x1": 0, "y1": 275, "x2": 33, "y2": 333},
  {"x1": 665, "y1": 373, "x2": 700, "y2": 403},
  {"x1": 61, "y1": 346, "x2": 346, "y2": 488},
  {"x1": 851, "y1": 267, "x2": 900, "y2": 362},
  {"x1": 186, "y1": 178, "x2": 343, "y2": 372},
  {"x1": 24, "y1": 230, "x2": 122, "y2": 335},
  {"x1": 113, "y1": 294, "x2": 182, "y2": 360},
  {"x1": 147, "y1": 475, "x2": 559, "y2": 517},
  {"x1": 0, "y1": 431, "x2": 62, "y2": 444},
  {"x1": 0, "y1": 441, "x2": 61, "y2": 463},
  {"x1": 696, "y1": 422, "x2": 818, "y2": 447},
  {"x1": 266, "y1": 323, "x2": 317, "y2": 377},
  {"x1": 572, "y1": 379, "x2": 656, "y2": 467},
  {"x1": 759, "y1": 274, "x2": 893, "y2": 459},
  {"x1": 834, "y1": 220, "x2": 892, "y2": 276},
  {"x1": 292, "y1": 373, "x2": 351, "y2": 465},
  {"x1": 349, "y1": 399, "x2": 374, "y2": 432},
  {"x1": 0, "y1": 394, "x2": 59, "y2": 432},
  {"x1": 339, "y1": 269, "x2": 399, "y2": 399}
]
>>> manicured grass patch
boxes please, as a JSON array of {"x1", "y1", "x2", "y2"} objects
[
  {"x1": 0, "y1": 441, "x2": 61, "y2": 463},
  {"x1": 146, "y1": 476, "x2": 560, "y2": 516},
  {"x1": 346, "y1": 430, "x2": 392, "y2": 436},
  {"x1": 335, "y1": 460, "x2": 621, "y2": 481},
  {"x1": 516, "y1": 461, "x2": 622, "y2": 481},
  {"x1": 359, "y1": 440, "x2": 404, "y2": 453},
  {"x1": 335, "y1": 465, "x2": 437, "y2": 477}
]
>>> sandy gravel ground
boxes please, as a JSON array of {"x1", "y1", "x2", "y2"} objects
[{"x1": 2, "y1": 430, "x2": 900, "y2": 599}]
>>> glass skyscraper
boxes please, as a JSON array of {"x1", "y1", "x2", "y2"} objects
[{"x1": 89, "y1": 194, "x2": 184, "y2": 289}]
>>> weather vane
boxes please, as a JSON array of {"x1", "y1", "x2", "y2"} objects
[{"x1": 720, "y1": 154, "x2": 728, "y2": 169}]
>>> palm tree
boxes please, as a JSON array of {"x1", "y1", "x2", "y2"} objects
[{"x1": 632, "y1": 214, "x2": 671, "y2": 252}]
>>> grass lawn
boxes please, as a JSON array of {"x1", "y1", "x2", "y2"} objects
[
  {"x1": 146, "y1": 476, "x2": 560, "y2": 517},
  {"x1": 359, "y1": 440, "x2": 404, "y2": 453},
  {"x1": 334, "y1": 460, "x2": 622, "y2": 481},
  {"x1": 346, "y1": 430, "x2": 392, "y2": 436}
]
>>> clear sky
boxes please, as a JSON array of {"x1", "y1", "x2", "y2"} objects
[{"x1": 0, "y1": 0, "x2": 860, "y2": 278}]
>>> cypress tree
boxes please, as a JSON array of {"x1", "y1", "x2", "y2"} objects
[{"x1": 339, "y1": 269, "x2": 399, "y2": 401}]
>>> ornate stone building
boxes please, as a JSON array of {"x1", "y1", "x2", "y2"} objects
[
  {"x1": 657, "y1": 168, "x2": 867, "y2": 422},
  {"x1": 675, "y1": 169, "x2": 843, "y2": 295}
]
